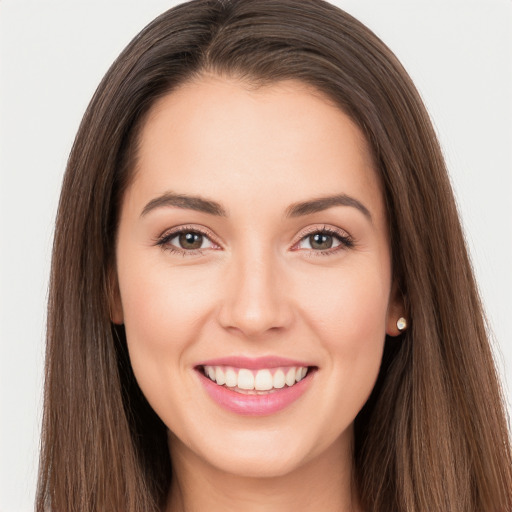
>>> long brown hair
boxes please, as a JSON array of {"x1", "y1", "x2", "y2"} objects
[{"x1": 37, "y1": 1, "x2": 512, "y2": 510}]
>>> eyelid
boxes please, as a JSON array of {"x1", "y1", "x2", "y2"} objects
[
  {"x1": 154, "y1": 224, "x2": 222, "y2": 253},
  {"x1": 291, "y1": 224, "x2": 354, "y2": 253}
]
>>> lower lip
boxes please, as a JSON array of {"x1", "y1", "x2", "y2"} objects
[{"x1": 197, "y1": 370, "x2": 314, "y2": 416}]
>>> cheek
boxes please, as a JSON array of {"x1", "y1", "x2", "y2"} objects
[
  {"x1": 299, "y1": 260, "x2": 390, "y2": 337},
  {"x1": 118, "y1": 259, "x2": 213, "y2": 350},
  {"x1": 115, "y1": 252, "x2": 209, "y2": 391},
  {"x1": 116, "y1": 260, "x2": 220, "y2": 430},
  {"x1": 295, "y1": 260, "x2": 390, "y2": 391}
]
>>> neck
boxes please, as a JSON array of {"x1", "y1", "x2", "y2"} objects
[{"x1": 165, "y1": 432, "x2": 361, "y2": 512}]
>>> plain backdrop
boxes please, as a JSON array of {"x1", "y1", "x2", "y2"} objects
[{"x1": 1, "y1": 1, "x2": 511, "y2": 510}]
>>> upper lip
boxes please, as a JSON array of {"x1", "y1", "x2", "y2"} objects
[{"x1": 195, "y1": 356, "x2": 314, "y2": 370}]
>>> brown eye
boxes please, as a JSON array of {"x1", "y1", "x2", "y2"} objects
[
  {"x1": 309, "y1": 233, "x2": 333, "y2": 250},
  {"x1": 158, "y1": 229, "x2": 216, "y2": 253},
  {"x1": 178, "y1": 232, "x2": 204, "y2": 250},
  {"x1": 295, "y1": 228, "x2": 352, "y2": 254}
]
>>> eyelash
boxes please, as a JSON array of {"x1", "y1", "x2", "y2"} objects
[
  {"x1": 155, "y1": 225, "x2": 354, "y2": 257},
  {"x1": 155, "y1": 225, "x2": 218, "y2": 256},
  {"x1": 293, "y1": 225, "x2": 354, "y2": 257}
]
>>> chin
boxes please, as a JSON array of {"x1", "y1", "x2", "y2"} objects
[
  {"x1": 174, "y1": 422, "x2": 347, "y2": 481},
  {"x1": 204, "y1": 446, "x2": 308, "y2": 479}
]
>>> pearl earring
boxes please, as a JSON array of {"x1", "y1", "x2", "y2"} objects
[{"x1": 396, "y1": 317, "x2": 407, "y2": 332}]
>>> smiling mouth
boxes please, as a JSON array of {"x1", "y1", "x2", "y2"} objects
[{"x1": 198, "y1": 365, "x2": 314, "y2": 395}]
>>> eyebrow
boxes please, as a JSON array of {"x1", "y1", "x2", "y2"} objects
[
  {"x1": 141, "y1": 192, "x2": 227, "y2": 217},
  {"x1": 285, "y1": 194, "x2": 372, "y2": 221},
  {"x1": 140, "y1": 191, "x2": 371, "y2": 221}
]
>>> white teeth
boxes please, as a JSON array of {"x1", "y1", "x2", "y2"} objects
[
  {"x1": 203, "y1": 365, "x2": 310, "y2": 391},
  {"x1": 295, "y1": 366, "x2": 308, "y2": 382},
  {"x1": 225, "y1": 368, "x2": 237, "y2": 388},
  {"x1": 215, "y1": 366, "x2": 226, "y2": 386},
  {"x1": 273, "y1": 369, "x2": 286, "y2": 389},
  {"x1": 285, "y1": 368, "x2": 296, "y2": 386},
  {"x1": 238, "y1": 369, "x2": 255, "y2": 390},
  {"x1": 254, "y1": 369, "x2": 273, "y2": 391}
]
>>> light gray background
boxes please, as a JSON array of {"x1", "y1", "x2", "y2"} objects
[{"x1": 1, "y1": 1, "x2": 511, "y2": 510}]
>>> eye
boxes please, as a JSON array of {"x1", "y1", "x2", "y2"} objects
[
  {"x1": 301, "y1": 232, "x2": 339, "y2": 250},
  {"x1": 294, "y1": 227, "x2": 353, "y2": 254},
  {"x1": 156, "y1": 227, "x2": 218, "y2": 254},
  {"x1": 173, "y1": 231, "x2": 210, "y2": 250}
]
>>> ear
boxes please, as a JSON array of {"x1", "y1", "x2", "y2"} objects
[
  {"x1": 107, "y1": 267, "x2": 124, "y2": 325},
  {"x1": 386, "y1": 280, "x2": 407, "y2": 337}
]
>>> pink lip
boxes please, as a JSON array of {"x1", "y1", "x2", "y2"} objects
[
  {"x1": 195, "y1": 355, "x2": 311, "y2": 370},
  {"x1": 195, "y1": 363, "x2": 315, "y2": 416}
]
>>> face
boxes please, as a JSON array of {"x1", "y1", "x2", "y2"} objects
[{"x1": 113, "y1": 76, "x2": 403, "y2": 478}]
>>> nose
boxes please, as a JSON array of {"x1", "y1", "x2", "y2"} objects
[{"x1": 217, "y1": 247, "x2": 294, "y2": 338}]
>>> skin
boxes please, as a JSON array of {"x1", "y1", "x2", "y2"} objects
[{"x1": 112, "y1": 75, "x2": 404, "y2": 512}]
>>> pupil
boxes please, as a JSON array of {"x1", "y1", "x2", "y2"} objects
[
  {"x1": 179, "y1": 232, "x2": 203, "y2": 249},
  {"x1": 311, "y1": 233, "x2": 332, "y2": 250}
]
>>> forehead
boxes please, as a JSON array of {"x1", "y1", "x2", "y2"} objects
[{"x1": 128, "y1": 75, "x2": 384, "y2": 221}]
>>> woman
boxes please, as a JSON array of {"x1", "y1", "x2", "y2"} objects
[{"x1": 37, "y1": 0, "x2": 512, "y2": 511}]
